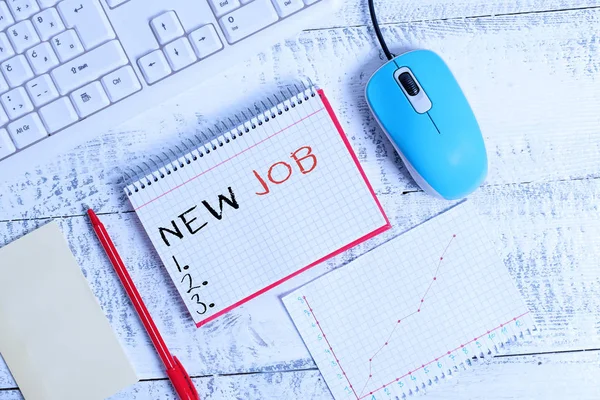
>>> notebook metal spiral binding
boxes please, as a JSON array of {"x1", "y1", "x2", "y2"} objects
[{"x1": 125, "y1": 80, "x2": 317, "y2": 196}]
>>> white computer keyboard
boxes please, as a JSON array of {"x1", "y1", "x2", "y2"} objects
[{"x1": 0, "y1": 0, "x2": 336, "y2": 173}]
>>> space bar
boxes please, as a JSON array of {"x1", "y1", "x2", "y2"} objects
[{"x1": 51, "y1": 40, "x2": 128, "y2": 95}]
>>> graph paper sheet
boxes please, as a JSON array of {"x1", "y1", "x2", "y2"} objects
[
  {"x1": 283, "y1": 202, "x2": 533, "y2": 399},
  {"x1": 127, "y1": 88, "x2": 390, "y2": 327}
]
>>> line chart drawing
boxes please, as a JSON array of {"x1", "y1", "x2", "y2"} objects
[
  {"x1": 356, "y1": 234, "x2": 456, "y2": 396},
  {"x1": 285, "y1": 203, "x2": 534, "y2": 400}
]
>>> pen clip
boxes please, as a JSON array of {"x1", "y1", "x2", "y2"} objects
[{"x1": 171, "y1": 356, "x2": 200, "y2": 400}]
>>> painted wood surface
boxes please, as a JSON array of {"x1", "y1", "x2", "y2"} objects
[
  {"x1": 1, "y1": 0, "x2": 599, "y2": 398},
  {"x1": 314, "y1": 0, "x2": 600, "y2": 27},
  {"x1": 3, "y1": 6, "x2": 600, "y2": 218},
  {"x1": 1, "y1": 180, "x2": 599, "y2": 396},
  {"x1": 1, "y1": 353, "x2": 599, "y2": 400}
]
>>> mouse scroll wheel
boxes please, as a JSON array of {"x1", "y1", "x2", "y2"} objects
[{"x1": 399, "y1": 72, "x2": 420, "y2": 96}]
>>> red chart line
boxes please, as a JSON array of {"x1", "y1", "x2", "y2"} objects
[
  {"x1": 304, "y1": 296, "x2": 360, "y2": 400},
  {"x1": 302, "y1": 234, "x2": 531, "y2": 399},
  {"x1": 358, "y1": 234, "x2": 456, "y2": 397},
  {"x1": 357, "y1": 310, "x2": 531, "y2": 399}
]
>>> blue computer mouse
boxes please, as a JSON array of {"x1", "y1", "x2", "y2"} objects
[{"x1": 365, "y1": 50, "x2": 488, "y2": 200}]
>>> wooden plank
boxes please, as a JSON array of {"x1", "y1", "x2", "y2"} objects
[
  {"x1": 319, "y1": 0, "x2": 600, "y2": 28},
  {"x1": 2, "y1": 8, "x2": 600, "y2": 219},
  {"x1": 0, "y1": 352, "x2": 598, "y2": 399},
  {"x1": 424, "y1": 351, "x2": 600, "y2": 400},
  {"x1": 1, "y1": 178, "x2": 599, "y2": 388},
  {"x1": 0, "y1": 369, "x2": 329, "y2": 400}
]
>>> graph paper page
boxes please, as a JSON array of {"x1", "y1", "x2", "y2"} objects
[
  {"x1": 127, "y1": 89, "x2": 389, "y2": 327},
  {"x1": 284, "y1": 202, "x2": 533, "y2": 400}
]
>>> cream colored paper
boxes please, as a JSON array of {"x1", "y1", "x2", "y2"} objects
[{"x1": 0, "y1": 222, "x2": 138, "y2": 400}]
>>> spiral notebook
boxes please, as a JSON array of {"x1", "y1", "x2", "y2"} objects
[
  {"x1": 126, "y1": 86, "x2": 390, "y2": 327},
  {"x1": 283, "y1": 202, "x2": 534, "y2": 400}
]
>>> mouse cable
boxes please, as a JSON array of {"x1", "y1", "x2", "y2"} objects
[{"x1": 368, "y1": 0, "x2": 395, "y2": 61}]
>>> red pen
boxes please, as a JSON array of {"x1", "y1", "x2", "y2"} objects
[{"x1": 88, "y1": 209, "x2": 200, "y2": 400}]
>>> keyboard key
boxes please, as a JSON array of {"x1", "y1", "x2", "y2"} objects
[
  {"x1": 38, "y1": 0, "x2": 60, "y2": 7},
  {"x1": 219, "y1": 0, "x2": 279, "y2": 44},
  {"x1": 7, "y1": 0, "x2": 39, "y2": 21},
  {"x1": 101, "y1": 65, "x2": 140, "y2": 102},
  {"x1": 106, "y1": 0, "x2": 130, "y2": 7},
  {"x1": 272, "y1": 0, "x2": 303, "y2": 17},
  {"x1": 189, "y1": 24, "x2": 223, "y2": 59},
  {"x1": 0, "y1": 32, "x2": 15, "y2": 62},
  {"x1": 304, "y1": 0, "x2": 319, "y2": 4},
  {"x1": 138, "y1": 50, "x2": 171, "y2": 84},
  {"x1": 51, "y1": 29, "x2": 83, "y2": 61},
  {"x1": 26, "y1": 74, "x2": 58, "y2": 106},
  {"x1": 51, "y1": 40, "x2": 127, "y2": 95},
  {"x1": 8, "y1": 112, "x2": 46, "y2": 148},
  {"x1": 8, "y1": 20, "x2": 40, "y2": 53},
  {"x1": 1, "y1": 86, "x2": 33, "y2": 119},
  {"x1": 208, "y1": 0, "x2": 240, "y2": 18},
  {"x1": 39, "y1": 96, "x2": 78, "y2": 133},
  {"x1": 26, "y1": 41, "x2": 59, "y2": 74},
  {"x1": 0, "y1": 2, "x2": 15, "y2": 31},
  {"x1": 1, "y1": 55, "x2": 33, "y2": 87},
  {"x1": 0, "y1": 128, "x2": 15, "y2": 159},
  {"x1": 32, "y1": 8, "x2": 65, "y2": 41},
  {"x1": 58, "y1": 0, "x2": 115, "y2": 50},
  {"x1": 0, "y1": 103, "x2": 7, "y2": 124},
  {"x1": 70, "y1": 81, "x2": 109, "y2": 117},
  {"x1": 163, "y1": 37, "x2": 196, "y2": 71},
  {"x1": 150, "y1": 11, "x2": 184, "y2": 45},
  {"x1": 0, "y1": 73, "x2": 8, "y2": 93}
]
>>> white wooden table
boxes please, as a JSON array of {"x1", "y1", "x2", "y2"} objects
[{"x1": 1, "y1": 0, "x2": 600, "y2": 398}]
